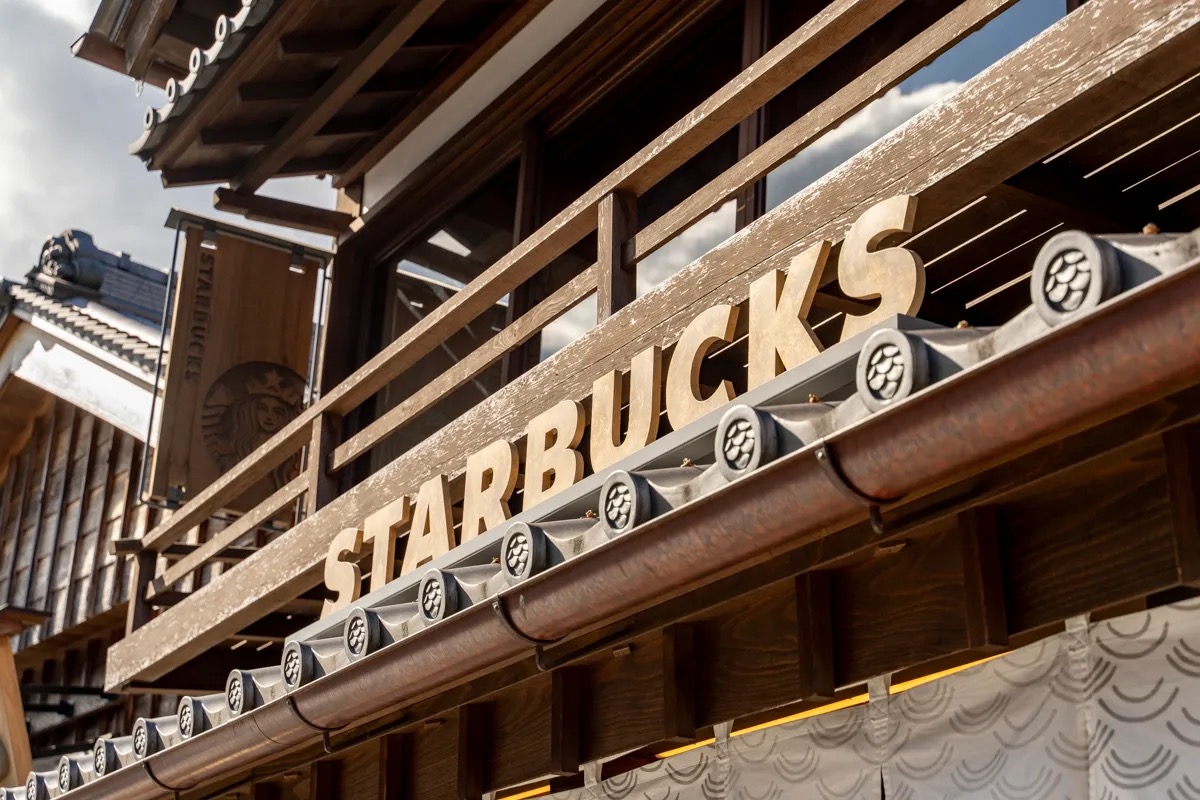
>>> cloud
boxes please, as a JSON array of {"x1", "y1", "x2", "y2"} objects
[
  {"x1": 0, "y1": 1, "x2": 335, "y2": 280},
  {"x1": 538, "y1": 81, "x2": 961, "y2": 359}
]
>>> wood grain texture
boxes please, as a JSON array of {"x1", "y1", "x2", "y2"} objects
[
  {"x1": 232, "y1": 0, "x2": 451, "y2": 192},
  {"x1": 102, "y1": 0, "x2": 1200, "y2": 689}
]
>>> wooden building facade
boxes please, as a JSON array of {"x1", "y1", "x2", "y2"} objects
[
  {"x1": 8, "y1": 0, "x2": 1200, "y2": 798},
  {"x1": 0, "y1": 232, "x2": 182, "y2": 778}
]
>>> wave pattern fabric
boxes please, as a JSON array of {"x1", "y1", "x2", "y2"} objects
[{"x1": 548, "y1": 599, "x2": 1200, "y2": 799}]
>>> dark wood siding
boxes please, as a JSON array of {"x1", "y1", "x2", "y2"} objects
[{"x1": 0, "y1": 397, "x2": 144, "y2": 650}]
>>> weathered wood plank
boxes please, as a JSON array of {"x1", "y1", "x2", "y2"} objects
[{"x1": 213, "y1": 188, "x2": 353, "y2": 237}]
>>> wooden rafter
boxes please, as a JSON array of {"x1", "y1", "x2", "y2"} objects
[
  {"x1": 230, "y1": 0, "x2": 452, "y2": 193},
  {"x1": 335, "y1": 0, "x2": 556, "y2": 189}
]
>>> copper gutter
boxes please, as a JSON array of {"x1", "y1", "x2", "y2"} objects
[{"x1": 72, "y1": 256, "x2": 1200, "y2": 800}]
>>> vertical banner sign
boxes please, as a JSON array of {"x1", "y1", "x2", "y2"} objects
[{"x1": 150, "y1": 227, "x2": 321, "y2": 510}]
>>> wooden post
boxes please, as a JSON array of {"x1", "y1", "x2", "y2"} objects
[
  {"x1": 1164, "y1": 425, "x2": 1200, "y2": 585},
  {"x1": 0, "y1": 607, "x2": 45, "y2": 786},
  {"x1": 309, "y1": 761, "x2": 337, "y2": 800},
  {"x1": 502, "y1": 123, "x2": 546, "y2": 384},
  {"x1": 795, "y1": 571, "x2": 835, "y2": 701},
  {"x1": 550, "y1": 669, "x2": 581, "y2": 776},
  {"x1": 735, "y1": 0, "x2": 769, "y2": 230},
  {"x1": 456, "y1": 704, "x2": 487, "y2": 800},
  {"x1": 597, "y1": 191, "x2": 637, "y2": 322},
  {"x1": 958, "y1": 506, "x2": 1008, "y2": 653},
  {"x1": 379, "y1": 734, "x2": 407, "y2": 800},
  {"x1": 661, "y1": 624, "x2": 697, "y2": 742},
  {"x1": 306, "y1": 414, "x2": 341, "y2": 518},
  {"x1": 126, "y1": 530, "x2": 156, "y2": 636}
]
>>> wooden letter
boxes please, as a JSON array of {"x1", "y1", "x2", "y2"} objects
[
  {"x1": 401, "y1": 475, "x2": 456, "y2": 575},
  {"x1": 523, "y1": 400, "x2": 586, "y2": 510},
  {"x1": 461, "y1": 440, "x2": 519, "y2": 543},
  {"x1": 838, "y1": 195, "x2": 925, "y2": 340},
  {"x1": 590, "y1": 345, "x2": 663, "y2": 471},
  {"x1": 748, "y1": 241, "x2": 829, "y2": 389},
  {"x1": 363, "y1": 496, "x2": 411, "y2": 594},
  {"x1": 322, "y1": 526, "x2": 365, "y2": 617},
  {"x1": 666, "y1": 304, "x2": 740, "y2": 429}
]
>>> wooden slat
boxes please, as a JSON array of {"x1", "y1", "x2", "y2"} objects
[
  {"x1": 337, "y1": 0, "x2": 557, "y2": 187},
  {"x1": 630, "y1": 0, "x2": 1020, "y2": 265},
  {"x1": 661, "y1": 624, "x2": 696, "y2": 742},
  {"x1": 139, "y1": 418, "x2": 309, "y2": 552},
  {"x1": 231, "y1": 0, "x2": 452, "y2": 192},
  {"x1": 148, "y1": 476, "x2": 306, "y2": 597},
  {"x1": 329, "y1": 265, "x2": 597, "y2": 472}
]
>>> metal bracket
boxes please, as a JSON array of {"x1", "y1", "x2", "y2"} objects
[
  {"x1": 491, "y1": 597, "x2": 565, "y2": 672},
  {"x1": 814, "y1": 441, "x2": 899, "y2": 536},
  {"x1": 143, "y1": 761, "x2": 186, "y2": 798},
  {"x1": 285, "y1": 696, "x2": 342, "y2": 754}
]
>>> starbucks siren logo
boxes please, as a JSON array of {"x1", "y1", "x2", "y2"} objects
[{"x1": 201, "y1": 362, "x2": 305, "y2": 488}]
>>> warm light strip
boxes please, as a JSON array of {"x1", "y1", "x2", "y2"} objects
[
  {"x1": 499, "y1": 785, "x2": 551, "y2": 800},
  {"x1": 656, "y1": 655, "x2": 1002, "y2": 759}
]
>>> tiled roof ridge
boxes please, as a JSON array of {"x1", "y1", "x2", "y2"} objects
[
  {"x1": 6, "y1": 284, "x2": 161, "y2": 374},
  {"x1": 130, "y1": 0, "x2": 277, "y2": 162},
  {"x1": 18, "y1": 227, "x2": 1200, "y2": 800}
]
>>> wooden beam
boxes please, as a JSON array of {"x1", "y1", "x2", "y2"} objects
[
  {"x1": 1164, "y1": 424, "x2": 1200, "y2": 585},
  {"x1": 213, "y1": 188, "x2": 354, "y2": 237},
  {"x1": 379, "y1": 734, "x2": 407, "y2": 800},
  {"x1": 123, "y1": 0, "x2": 177, "y2": 80},
  {"x1": 336, "y1": 0, "x2": 557, "y2": 188},
  {"x1": 161, "y1": 9, "x2": 216, "y2": 49},
  {"x1": 161, "y1": 155, "x2": 345, "y2": 188},
  {"x1": 151, "y1": 0, "x2": 326, "y2": 169},
  {"x1": 661, "y1": 624, "x2": 696, "y2": 743},
  {"x1": 232, "y1": 0, "x2": 452, "y2": 192},
  {"x1": 596, "y1": 191, "x2": 637, "y2": 322},
  {"x1": 457, "y1": 704, "x2": 486, "y2": 800},
  {"x1": 201, "y1": 116, "x2": 382, "y2": 148},
  {"x1": 239, "y1": 73, "x2": 426, "y2": 104},
  {"x1": 502, "y1": 122, "x2": 547, "y2": 384},
  {"x1": 957, "y1": 506, "x2": 1008, "y2": 653},
  {"x1": 550, "y1": 669, "x2": 581, "y2": 776},
  {"x1": 735, "y1": 0, "x2": 770, "y2": 231},
  {"x1": 310, "y1": 759, "x2": 337, "y2": 800},
  {"x1": 794, "y1": 571, "x2": 835, "y2": 701},
  {"x1": 0, "y1": 623, "x2": 33, "y2": 786}
]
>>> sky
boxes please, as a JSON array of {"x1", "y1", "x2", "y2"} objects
[
  {"x1": 0, "y1": 0, "x2": 1062, "y2": 297},
  {"x1": 0, "y1": 0, "x2": 336, "y2": 280}
]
